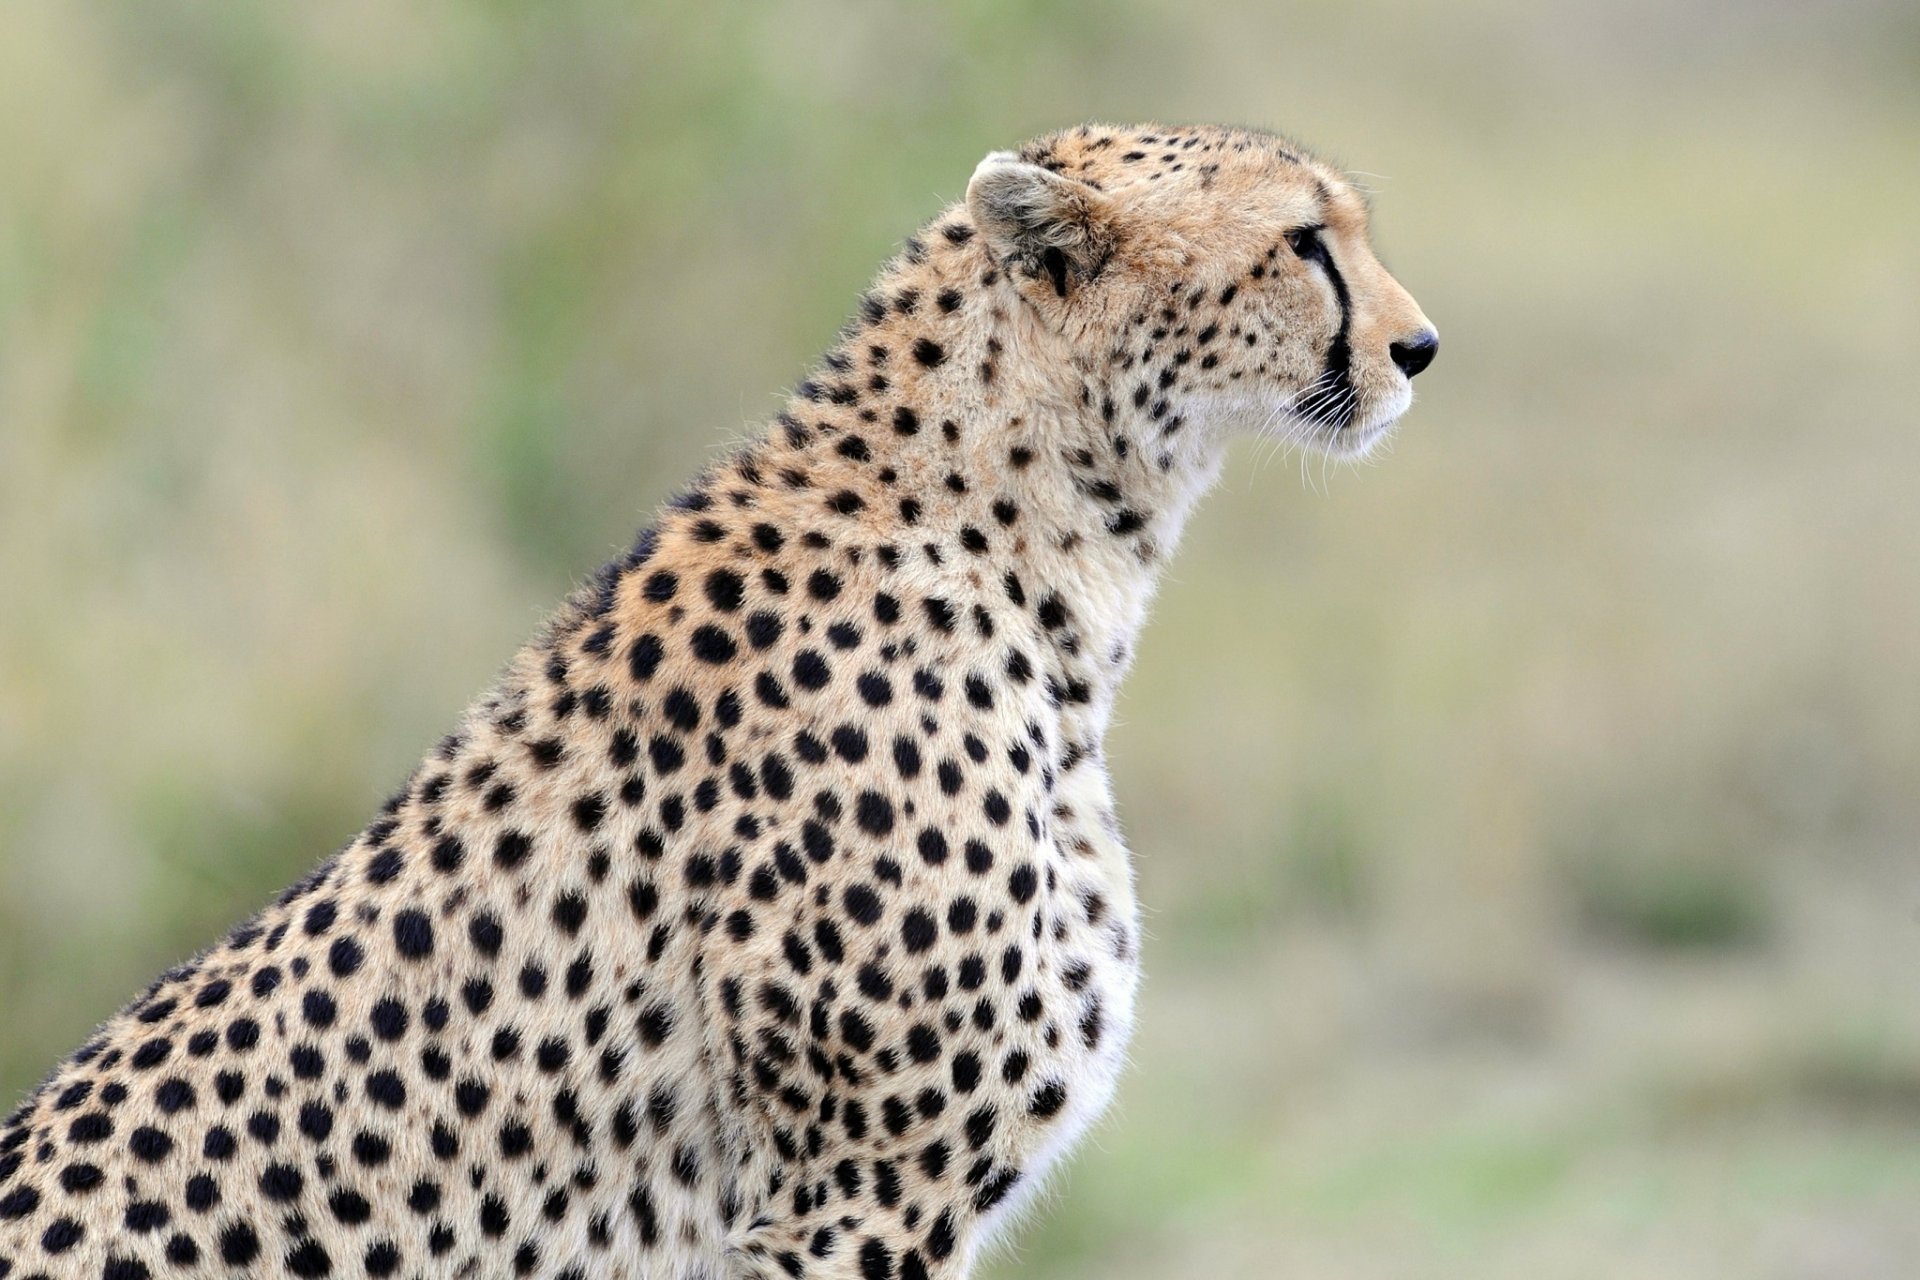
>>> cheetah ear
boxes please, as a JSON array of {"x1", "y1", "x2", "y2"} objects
[{"x1": 966, "y1": 152, "x2": 1117, "y2": 300}]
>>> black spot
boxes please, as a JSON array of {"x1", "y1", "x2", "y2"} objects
[
  {"x1": 907, "y1": 1024, "x2": 941, "y2": 1063},
  {"x1": 431, "y1": 835, "x2": 465, "y2": 873},
  {"x1": 301, "y1": 989, "x2": 336, "y2": 1028},
  {"x1": 469, "y1": 912, "x2": 505, "y2": 956},
  {"x1": 351, "y1": 1132, "x2": 391, "y2": 1167},
  {"x1": 964, "y1": 675, "x2": 993, "y2": 709},
  {"x1": 571, "y1": 793, "x2": 607, "y2": 832},
  {"x1": 844, "y1": 884, "x2": 883, "y2": 926},
  {"x1": 807, "y1": 569, "x2": 843, "y2": 602},
  {"x1": 855, "y1": 791, "x2": 895, "y2": 836},
  {"x1": 704, "y1": 569, "x2": 745, "y2": 612},
  {"x1": 499, "y1": 1120, "x2": 534, "y2": 1159},
  {"x1": 366, "y1": 1071, "x2": 406, "y2": 1110},
  {"x1": 746, "y1": 611, "x2": 785, "y2": 649},
  {"x1": 128, "y1": 1126, "x2": 173, "y2": 1163},
  {"x1": 861, "y1": 1236, "x2": 895, "y2": 1280},
  {"x1": 220, "y1": 1222, "x2": 261, "y2": 1266},
  {"x1": 298, "y1": 1101, "x2": 334, "y2": 1142},
  {"x1": 552, "y1": 892, "x2": 589, "y2": 936},
  {"x1": 648, "y1": 736, "x2": 685, "y2": 774},
  {"x1": 392, "y1": 909, "x2": 434, "y2": 959},
  {"x1": 365, "y1": 847, "x2": 403, "y2": 884},
  {"x1": 982, "y1": 791, "x2": 1012, "y2": 826},
  {"x1": 41, "y1": 1215, "x2": 84, "y2": 1252},
  {"x1": 793, "y1": 650, "x2": 831, "y2": 690},
  {"x1": 690, "y1": 625, "x2": 738, "y2": 664},
  {"x1": 61, "y1": 1162, "x2": 105, "y2": 1194},
  {"x1": 628, "y1": 634, "x2": 665, "y2": 681},
  {"x1": 494, "y1": 830, "x2": 532, "y2": 870},
  {"x1": 901, "y1": 910, "x2": 937, "y2": 954},
  {"x1": 259, "y1": 1163, "x2": 303, "y2": 1202}
]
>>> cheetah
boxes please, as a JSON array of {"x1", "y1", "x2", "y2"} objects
[{"x1": 0, "y1": 123, "x2": 1436, "y2": 1280}]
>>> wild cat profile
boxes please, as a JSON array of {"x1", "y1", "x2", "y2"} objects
[{"x1": 1, "y1": 123, "x2": 1434, "y2": 1280}]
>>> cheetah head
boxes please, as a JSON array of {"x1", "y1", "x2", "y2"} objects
[{"x1": 967, "y1": 124, "x2": 1436, "y2": 459}]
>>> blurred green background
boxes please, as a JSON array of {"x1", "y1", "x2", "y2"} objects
[{"x1": 3, "y1": 1, "x2": 1918, "y2": 1276}]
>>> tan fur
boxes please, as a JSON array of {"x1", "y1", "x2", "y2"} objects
[{"x1": 0, "y1": 122, "x2": 1433, "y2": 1280}]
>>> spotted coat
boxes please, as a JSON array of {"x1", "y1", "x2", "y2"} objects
[{"x1": 0, "y1": 123, "x2": 1435, "y2": 1280}]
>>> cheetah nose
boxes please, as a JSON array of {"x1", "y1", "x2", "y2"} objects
[{"x1": 1389, "y1": 330, "x2": 1438, "y2": 379}]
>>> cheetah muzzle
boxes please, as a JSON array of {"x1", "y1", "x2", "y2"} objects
[{"x1": 1, "y1": 122, "x2": 1436, "y2": 1280}]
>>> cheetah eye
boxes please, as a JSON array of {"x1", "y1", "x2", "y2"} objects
[{"x1": 1285, "y1": 224, "x2": 1327, "y2": 263}]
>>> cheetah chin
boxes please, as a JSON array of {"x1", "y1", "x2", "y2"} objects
[
  {"x1": 1321, "y1": 384, "x2": 1418, "y2": 459},
  {"x1": 1, "y1": 122, "x2": 1433, "y2": 1280}
]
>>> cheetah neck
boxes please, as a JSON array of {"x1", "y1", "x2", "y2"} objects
[{"x1": 641, "y1": 213, "x2": 1232, "y2": 760}]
